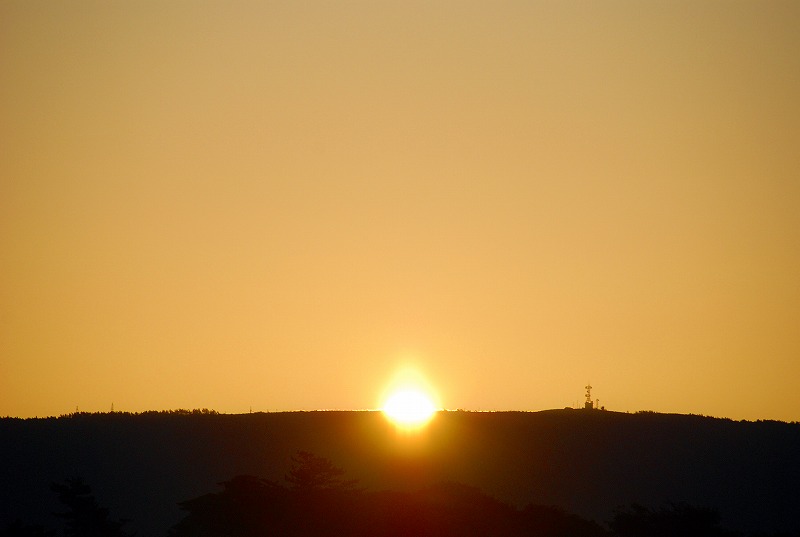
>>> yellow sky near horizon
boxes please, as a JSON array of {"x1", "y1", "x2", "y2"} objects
[{"x1": 2, "y1": 0, "x2": 799, "y2": 420}]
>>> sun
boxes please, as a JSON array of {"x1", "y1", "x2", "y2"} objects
[
  {"x1": 382, "y1": 387, "x2": 437, "y2": 429},
  {"x1": 380, "y1": 365, "x2": 440, "y2": 430}
]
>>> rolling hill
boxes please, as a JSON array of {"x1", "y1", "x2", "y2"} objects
[{"x1": 2, "y1": 409, "x2": 798, "y2": 535}]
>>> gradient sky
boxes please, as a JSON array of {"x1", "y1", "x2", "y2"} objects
[{"x1": 2, "y1": 1, "x2": 799, "y2": 421}]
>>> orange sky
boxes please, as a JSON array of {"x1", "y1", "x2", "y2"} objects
[{"x1": 2, "y1": 1, "x2": 799, "y2": 421}]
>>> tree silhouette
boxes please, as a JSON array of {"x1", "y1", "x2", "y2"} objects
[
  {"x1": 285, "y1": 451, "x2": 359, "y2": 492},
  {"x1": 521, "y1": 504, "x2": 610, "y2": 537},
  {"x1": 50, "y1": 478, "x2": 130, "y2": 537},
  {"x1": 609, "y1": 502, "x2": 734, "y2": 537},
  {"x1": 169, "y1": 475, "x2": 287, "y2": 537}
]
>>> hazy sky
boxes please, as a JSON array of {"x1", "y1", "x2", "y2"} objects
[{"x1": 2, "y1": 1, "x2": 799, "y2": 421}]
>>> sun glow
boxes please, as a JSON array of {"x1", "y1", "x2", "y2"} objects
[
  {"x1": 380, "y1": 365, "x2": 440, "y2": 430},
  {"x1": 383, "y1": 388, "x2": 437, "y2": 428}
]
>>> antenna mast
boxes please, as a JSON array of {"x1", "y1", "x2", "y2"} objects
[{"x1": 584, "y1": 383, "x2": 593, "y2": 410}]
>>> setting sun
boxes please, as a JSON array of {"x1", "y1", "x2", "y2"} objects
[
  {"x1": 383, "y1": 388, "x2": 437, "y2": 429},
  {"x1": 380, "y1": 365, "x2": 440, "y2": 430}
]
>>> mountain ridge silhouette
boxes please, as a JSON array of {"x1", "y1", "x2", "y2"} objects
[{"x1": 2, "y1": 409, "x2": 798, "y2": 535}]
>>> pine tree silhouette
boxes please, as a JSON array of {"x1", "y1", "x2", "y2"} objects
[{"x1": 50, "y1": 478, "x2": 130, "y2": 537}]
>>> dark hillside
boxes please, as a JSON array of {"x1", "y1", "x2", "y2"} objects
[{"x1": 2, "y1": 410, "x2": 798, "y2": 536}]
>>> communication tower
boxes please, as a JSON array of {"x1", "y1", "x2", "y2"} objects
[{"x1": 584, "y1": 383, "x2": 593, "y2": 410}]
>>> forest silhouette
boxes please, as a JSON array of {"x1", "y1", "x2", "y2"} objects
[
  {"x1": 2, "y1": 410, "x2": 799, "y2": 536},
  {"x1": 3, "y1": 453, "x2": 751, "y2": 537}
]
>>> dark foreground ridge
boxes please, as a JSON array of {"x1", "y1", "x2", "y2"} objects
[{"x1": 2, "y1": 409, "x2": 799, "y2": 536}]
